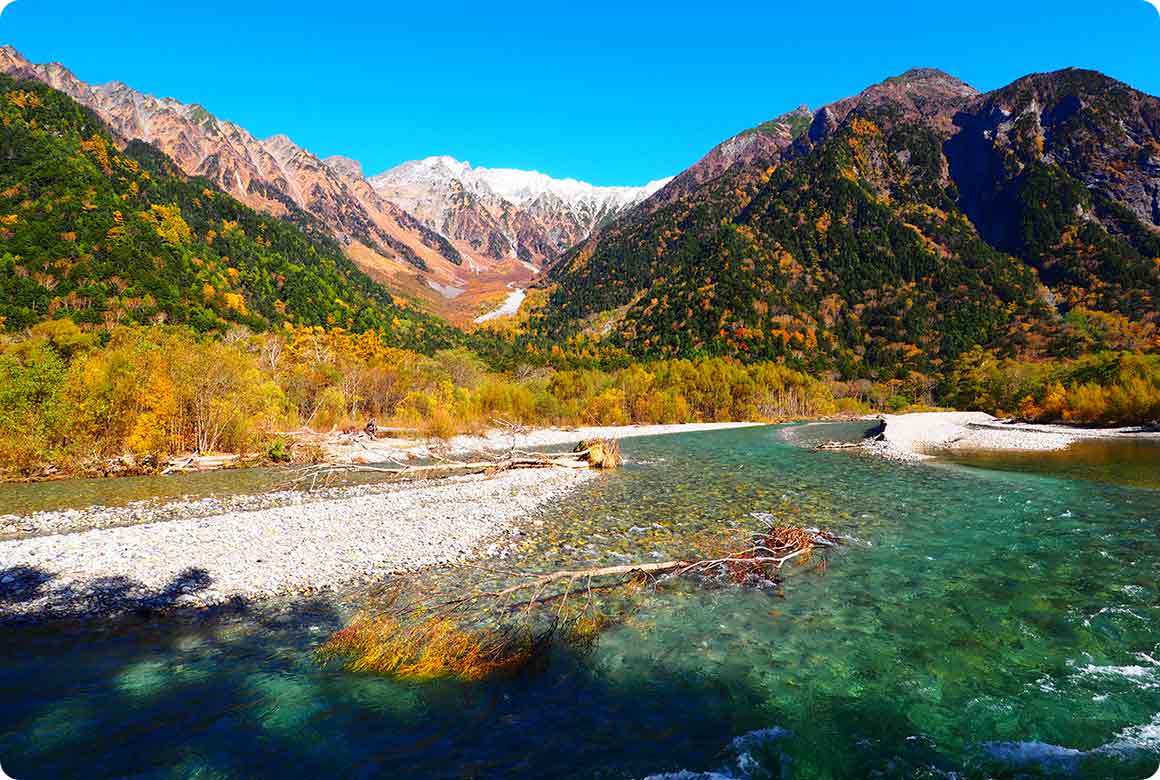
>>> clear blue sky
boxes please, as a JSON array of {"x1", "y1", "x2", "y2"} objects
[{"x1": 2, "y1": 0, "x2": 1159, "y2": 185}]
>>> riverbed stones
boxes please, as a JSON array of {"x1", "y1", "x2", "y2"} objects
[{"x1": 0, "y1": 469, "x2": 594, "y2": 622}]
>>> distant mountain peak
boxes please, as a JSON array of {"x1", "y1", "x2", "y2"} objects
[
  {"x1": 323, "y1": 155, "x2": 365, "y2": 180},
  {"x1": 888, "y1": 67, "x2": 962, "y2": 83},
  {"x1": 370, "y1": 155, "x2": 670, "y2": 264},
  {"x1": 374, "y1": 155, "x2": 667, "y2": 207}
]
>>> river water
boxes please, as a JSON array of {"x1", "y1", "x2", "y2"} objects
[{"x1": 1, "y1": 424, "x2": 1157, "y2": 779}]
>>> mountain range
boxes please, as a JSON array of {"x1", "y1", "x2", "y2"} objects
[
  {"x1": 0, "y1": 46, "x2": 662, "y2": 323},
  {"x1": 1, "y1": 44, "x2": 1157, "y2": 381}
]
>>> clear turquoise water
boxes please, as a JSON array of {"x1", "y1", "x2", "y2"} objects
[{"x1": 1, "y1": 424, "x2": 1158, "y2": 779}]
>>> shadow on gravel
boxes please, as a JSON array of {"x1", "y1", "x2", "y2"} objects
[
  {"x1": 0, "y1": 564, "x2": 218, "y2": 622},
  {"x1": 0, "y1": 565, "x2": 54, "y2": 604}
]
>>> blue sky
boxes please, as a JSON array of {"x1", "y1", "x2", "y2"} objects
[{"x1": 2, "y1": 0, "x2": 1159, "y2": 185}]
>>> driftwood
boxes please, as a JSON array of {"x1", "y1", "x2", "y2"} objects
[
  {"x1": 293, "y1": 449, "x2": 598, "y2": 490},
  {"x1": 816, "y1": 441, "x2": 864, "y2": 451},
  {"x1": 294, "y1": 432, "x2": 622, "y2": 490},
  {"x1": 321, "y1": 524, "x2": 841, "y2": 680},
  {"x1": 574, "y1": 438, "x2": 622, "y2": 469},
  {"x1": 161, "y1": 452, "x2": 247, "y2": 475},
  {"x1": 817, "y1": 417, "x2": 887, "y2": 451}
]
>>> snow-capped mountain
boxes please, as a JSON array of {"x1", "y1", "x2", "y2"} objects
[{"x1": 371, "y1": 156, "x2": 670, "y2": 266}]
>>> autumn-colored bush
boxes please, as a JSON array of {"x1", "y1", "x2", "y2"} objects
[
  {"x1": 942, "y1": 349, "x2": 1160, "y2": 425},
  {"x1": 0, "y1": 324, "x2": 286, "y2": 475}
]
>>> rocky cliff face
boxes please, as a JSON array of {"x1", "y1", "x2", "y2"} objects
[{"x1": 948, "y1": 69, "x2": 1160, "y2": 246}]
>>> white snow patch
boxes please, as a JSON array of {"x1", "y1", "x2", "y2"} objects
[
  {"x1": 425, "y1": 279, "x2": 465, "y2": 299},
  {"x1": 372, "y1": 155, "x2": 671, "y2": 214}
]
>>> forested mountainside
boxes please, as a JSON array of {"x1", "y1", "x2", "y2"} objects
[
  {"x1": 537, "y1": 68, "x2": 1160, "y2": 378},
  {"x1": 0, "y1": 72, "x2": 459, "y2": 350}
]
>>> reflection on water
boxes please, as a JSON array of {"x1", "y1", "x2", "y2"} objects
[
  {"x1": 0, "y1": 466, "x2": 294, "y2": 516},
  {"x1": 0, "y1": 461, "x2": 423, "y2": 517},
  {"x1": 942, "y1": 437, "x2": 1160, "y2": 489},
  {"x1": 1, "y1": 424, "x2": 1158, "y2": 779}
]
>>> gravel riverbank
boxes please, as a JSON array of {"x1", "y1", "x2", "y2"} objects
[
  {"x1": 325, "y1": 422, "x2": 761, "y2": 464},
  {"x1": 0, "y1": 468, "x2": 594, "y2": 622},
  {"x1": 867, "y1": 412, "x2": 1160, "y2": 461}
]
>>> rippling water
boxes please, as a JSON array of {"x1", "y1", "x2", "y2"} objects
[{"x1": 1, "y1": 424, "x2": 1158, "y2": 779}]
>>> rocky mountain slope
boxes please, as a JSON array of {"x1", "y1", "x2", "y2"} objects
[
  {"x1": 0, "y1": 47, "x2": 665, "y2": 325},
  {"x1": 370, "y1": 156, "x2": 668, "y2": 267},
  {"x1": 537, "y1": 68, "x2": 1160, "y2": 375}
]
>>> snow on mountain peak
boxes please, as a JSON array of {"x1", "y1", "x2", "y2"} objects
[
  {"x1": 367, "y1": 155, "x2": 673, "y2": 271},
  {"x1": 372, "y1": 156, "x2": 670, "y2": 211}
]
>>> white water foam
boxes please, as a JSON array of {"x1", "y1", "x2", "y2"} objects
[
  {"x1": 984, "y1": 712, "x2": 1160, "y2": 769},
  {"x1": 984, "y1": 741, "x2": 1085, "y2": 772},
  {"x1": 1097, "y1": 713, "x2": 1160, "y2": 754},
  {"x1": 1078, "y1": 663, "x2": 1160, "y2": 690},
  {"x1": 641, "y1": 727, "x2": 792, "y2": 780}
]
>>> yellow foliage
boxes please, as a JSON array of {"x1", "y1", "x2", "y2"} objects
[
  {"x1": 221, "y1": 292, "x2": 247, "y2": 315},
  {"x1": 80, "y1": 134, "x2": 113, "y2": 174},
  {"x1": 848, "y1": 117, "x2": 881, "y2": 137},
  {"x1": 142, "y1": 204, "x2": 192, "y2": 247},
  {"x1": 6, "y1": 90, "x2": 41, "y2": 110}
]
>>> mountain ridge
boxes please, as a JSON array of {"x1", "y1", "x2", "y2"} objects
[
  {"x1": 535, "y1": 66, "x2": 1160, "y2": 374},
  {"x1": 0, "y1": 69, "x2": 459, "y2": 349}
]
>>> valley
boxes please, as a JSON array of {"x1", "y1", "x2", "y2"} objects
[{"x1": 0, "y1": 46, "x2": 665, "y2": 323}]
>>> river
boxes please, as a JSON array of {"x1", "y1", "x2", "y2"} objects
[{"x1": 1, "y1": 423, "x2": 1157, "y2": 779}]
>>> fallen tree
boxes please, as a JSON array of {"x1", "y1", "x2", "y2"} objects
[{"x1": 320, "y1": 524, "x2": 840, "y2": 681}]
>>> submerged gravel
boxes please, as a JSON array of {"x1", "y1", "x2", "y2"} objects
[{"x1": 0, "y1": 469, "x2": 593, "y2": 622}]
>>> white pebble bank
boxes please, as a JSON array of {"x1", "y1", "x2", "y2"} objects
[{"x1": 0, "y1": 468, "x2": 593, "y2": 621}]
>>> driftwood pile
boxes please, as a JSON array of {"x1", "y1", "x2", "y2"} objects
[
  {"x1": 294, "y1": 435, "x2": 623, "y2": 490},
  {"x1": 321, "y1": 522, "x2": 842, "y2": 681}
]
